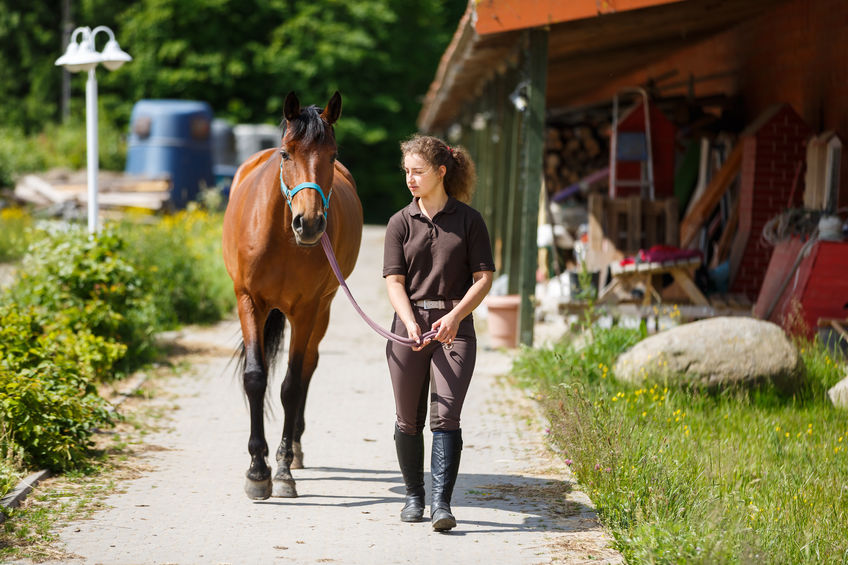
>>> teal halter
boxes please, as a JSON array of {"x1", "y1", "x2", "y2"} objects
[{"x1": 279, "y1": 158, "x2": 332, "y2": 215}]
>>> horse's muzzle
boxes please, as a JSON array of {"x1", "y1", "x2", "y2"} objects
[{"x1": 292, "y1": 213, "x2": 327, "y2": 246}]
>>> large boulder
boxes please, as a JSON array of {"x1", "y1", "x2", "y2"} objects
[
  {"x1": 613, "y1": 317, "x2": 804, "y2": 391},
  {"x1": 829, "y1": 375, "x2": 848, "y2": 409}
]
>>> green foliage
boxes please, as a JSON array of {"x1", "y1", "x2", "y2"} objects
[
  {"x1": 0, "y1": 4, "x2": 61, "y2": 133},
  {"x1": 0, "y1": 128, "x2": 48, "y2": 189},
  {"x1": 0, "y1": 208, "x2": 34, "y2": 262},
  {"x1": 0, "y1": 120, "x2": 127, "y2": 189},
  {"x1": 0, "y1": 305, "x2": 115, "y2": 471},
  {"x1": 9, "y1": 225, "x2": 158, "y2": 373},
  {"x1": 0, "y1": 208, "x2": 234, "y2": 485},
  {"x1": 0, "y1": 0, "x2": 464, "y2": 222},
  {"x1": 514, "y1": 323, "x2": 848, "y2": 563},
  {"x1": 118, "y1": 209, "x2": 235, "y2": 327}
]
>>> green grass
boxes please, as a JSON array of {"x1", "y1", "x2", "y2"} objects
[{"x1": 513, "y1": 322, "x2": 848, "y2": 564}]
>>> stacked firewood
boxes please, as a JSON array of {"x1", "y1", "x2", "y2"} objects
[{"x1": 543, "y1": 121, "x2": 610, "y2": 198}]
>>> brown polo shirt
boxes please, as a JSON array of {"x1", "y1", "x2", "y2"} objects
[{"x1": 383, "y1": 197, "x2": 495, "y2": 301}]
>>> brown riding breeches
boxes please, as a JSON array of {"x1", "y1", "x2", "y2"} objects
[{"x1": 385, "y1": 308, "x2": 476, "y2": 435}]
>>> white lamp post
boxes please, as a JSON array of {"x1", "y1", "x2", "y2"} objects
[{"x1": 55, "y1": 26, "x2": 131, "y2": 234}]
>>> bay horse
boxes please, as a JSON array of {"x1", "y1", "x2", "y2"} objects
[{"x1": 222, "y1": 91, "x2": 363, "y2": 499}]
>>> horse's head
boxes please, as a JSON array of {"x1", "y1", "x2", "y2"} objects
[{"x1": 280, "y1": 91, "x2": 342, "y2": 246}]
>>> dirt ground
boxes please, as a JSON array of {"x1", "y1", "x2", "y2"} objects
[{"x1": 10, "y1": 225, "x2": 621, "y2": 565}]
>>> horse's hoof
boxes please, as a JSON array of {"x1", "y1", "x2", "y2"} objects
[
  {"x1": 291, "y1": 442, "x2": 304, "y2": 469},
  {"x1": 272, "y1": 478, "x2": 298, "y2": 498},
  {"x1": 244, "y1": 476, "x2": 272, "y2": 500}
]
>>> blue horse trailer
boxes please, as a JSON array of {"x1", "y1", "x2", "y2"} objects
[{"x1": 126, "y1": 100, "x2": 215, "y2": 208}]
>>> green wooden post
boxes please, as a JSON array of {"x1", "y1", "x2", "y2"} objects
[
  {"x1": 504, "y1": 100, "x2": 522, "y2": 294},
  {"x1": 517, "y1": 28, "x2": 548, "y2": 347},
  {"x1": 491, "y1": 71, "x2": 509, "y2": 273}
]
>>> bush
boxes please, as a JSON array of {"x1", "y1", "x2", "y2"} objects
[
  {"x1": 0, "y1": 209, "x2": 234, "y2": 485},
  {"x1": 118, "y1": 209, "x2": 234, "y2": 327},
  {"x1": 0, "y1": 305, "x2": 116, "y2": 471},
  {"x1": 0, "y1": 121, "x2": 125, "y2": 189},
  {"x1": 0, "y1": 207, "x2": 34, "y2": 263},
  {"x1": 0, "y1": 128, "x2": 47, "y2": 189},
  {"x1": 9, "y1": 226, "x2": 158, "y2": 374}
]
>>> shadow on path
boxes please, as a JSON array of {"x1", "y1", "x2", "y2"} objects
[{"x1": 253, "y1": 466, "x2": 595, "y2": 535}]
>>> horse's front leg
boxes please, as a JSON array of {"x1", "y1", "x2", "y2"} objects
[
  {"x1": 272, "y1": 358, "x2": 301, "y2": 498},
  {"x1": 273, "y1": 306, "x2": 329, "y2": 496},
  {"x1": 238, "y1": 295, "x2": 272, "y2": 500}
]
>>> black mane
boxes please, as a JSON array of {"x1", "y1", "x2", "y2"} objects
[{"x1": 281, "y1": 105, "x2": 333, "y2": 144}]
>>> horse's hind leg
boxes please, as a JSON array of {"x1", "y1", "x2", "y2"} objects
[{"x1": 237, "y1": 294, "x2": 272, "y2": 500}]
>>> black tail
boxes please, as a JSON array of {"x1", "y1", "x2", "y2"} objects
[
  {"x1": 232, "y1": 309, "x2": 287, "y2": 400},
  {"x1": 262, "y1": 309, "x2": 287, "y2": 373}
]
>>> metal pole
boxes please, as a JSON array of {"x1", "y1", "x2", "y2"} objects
[{"x1": 85, "y1": 67, "x2": 99, "y2": 234}]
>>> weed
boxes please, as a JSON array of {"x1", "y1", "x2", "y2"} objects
[{"x1": 513, "y1": 321, "x2": 848, "y2": 563}]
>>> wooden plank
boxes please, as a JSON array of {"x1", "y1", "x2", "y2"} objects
[
  {"x1": 711, "y1": 194, "x2": 739, "y2": 268},
  {"x1": 588, "y1": 193, "x2": 604, "y2": 253},
  {"x1": 627, "y1": 195, "x2": 641, "y2": 253},
  {"x1": 669, "y1": 267, "x2": 710, "y2": 306},
  {"x1": 474, "y1": 0, "x2": 679, "y2": 34},
  {"x1": 679, "y1": 141, "x2": 743, "y2": 248},
  {"x1": 663, "y1": 198, "x2": 679, "y2": 245}
]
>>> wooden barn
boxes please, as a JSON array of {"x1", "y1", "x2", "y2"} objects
[{"x1": 417, "y1": 0, "x2": 848, "y2": 345}]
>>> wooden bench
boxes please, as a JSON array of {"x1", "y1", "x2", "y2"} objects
[{"x1": 597, "y1": 256, "x2": 708, "y2": 306}]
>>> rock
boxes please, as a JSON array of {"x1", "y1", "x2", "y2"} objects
[
  {"x1": 829, "y1": 376, "x2": 848, "y2": 409},
  {"x1": 613, "y1": 316, "x2": 804, "y2": 391}
]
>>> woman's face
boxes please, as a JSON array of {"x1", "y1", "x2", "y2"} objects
[{"x1": 403, "y1": 153, "x2": 445, "y2": 200}]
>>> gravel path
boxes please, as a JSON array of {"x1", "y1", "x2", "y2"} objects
[{"x1": 25, "y1": 226, "x2": 621, "y2": 565}]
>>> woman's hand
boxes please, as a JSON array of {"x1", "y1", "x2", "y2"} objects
[
  {"x1": 385, "y1": 274, "x2": 429, "y2": 351},
  {"x1": 405, "y1": 320, "x2": 429, "y2": 351},
  {"x1": 431, "y1": 312, "x2": 459, "y2": 346}
]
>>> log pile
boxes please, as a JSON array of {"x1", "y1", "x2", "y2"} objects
[{"x1": 543, "y1": 120, "x2": 610, "y2": 197}]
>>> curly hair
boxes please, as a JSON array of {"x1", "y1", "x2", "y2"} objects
[{"x1": 400, "y1": 135, "x2": 476, "y2": 203}]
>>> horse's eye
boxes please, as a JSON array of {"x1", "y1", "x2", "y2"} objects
[{"x1": 280, "y1": 150, "x2": 290, "y2": 160}]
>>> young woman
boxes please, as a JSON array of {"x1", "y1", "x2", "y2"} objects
[{"x1": 382, "y1": 135, "x2": 494, "y2": 531}]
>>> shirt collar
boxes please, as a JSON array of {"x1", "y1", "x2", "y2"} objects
[{"x1": 408, "y1": 196, "x2": 458, "y2": 218}]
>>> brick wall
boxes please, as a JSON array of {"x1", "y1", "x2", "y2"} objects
[{"x1": 730, "y1": 105, "x2": 811, "y2": 300}]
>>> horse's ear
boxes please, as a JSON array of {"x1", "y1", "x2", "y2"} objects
[
  {"x1": 284, "y1": 91, "x2": 301, "y2": 122},
  {"x1": 321, "y1": 91, "x2": 342, "y2": 125}
]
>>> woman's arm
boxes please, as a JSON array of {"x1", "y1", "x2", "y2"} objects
[
  {"x1": 385, "y1": 274, "x2": 427, "y2": 350},
  {"x1": 431, "y1": 270, "x2": 494, "y2": 345}
]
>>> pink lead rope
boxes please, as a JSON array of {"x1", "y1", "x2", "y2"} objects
[{"x1": 320, "y1": 233, "x2": 438, "y2": 347}]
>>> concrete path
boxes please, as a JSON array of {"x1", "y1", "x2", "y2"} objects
[{"x1": 28, "y1": 226, "x2": 620, "y2": 565}]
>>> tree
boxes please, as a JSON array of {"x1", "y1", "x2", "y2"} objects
[{"x1": 1, "y1": 0, "x2": 464, "y2": 222}]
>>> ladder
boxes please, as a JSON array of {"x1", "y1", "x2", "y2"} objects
[{"x1": 609, "y1": 87, "x2": 655, "y2": 200}]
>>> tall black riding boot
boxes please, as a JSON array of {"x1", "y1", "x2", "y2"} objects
[
  {"x1": 430, "y1": 429, "x2": 462, "y2": 531},
  {"x1": 394, "y1": 425, "x2": 425, "y2": 522}
]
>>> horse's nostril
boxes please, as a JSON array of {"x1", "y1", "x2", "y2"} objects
[
  {"x1": 317, "y1": 215, "x2": 326, "y2": 233},
  {"x1": 292, "y1": 214, "x2": 303, "y2": 233}
]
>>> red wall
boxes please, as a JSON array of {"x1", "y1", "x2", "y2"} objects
[{"x1": 754, "y1": 237, "x2": 848, "y2": 337}]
